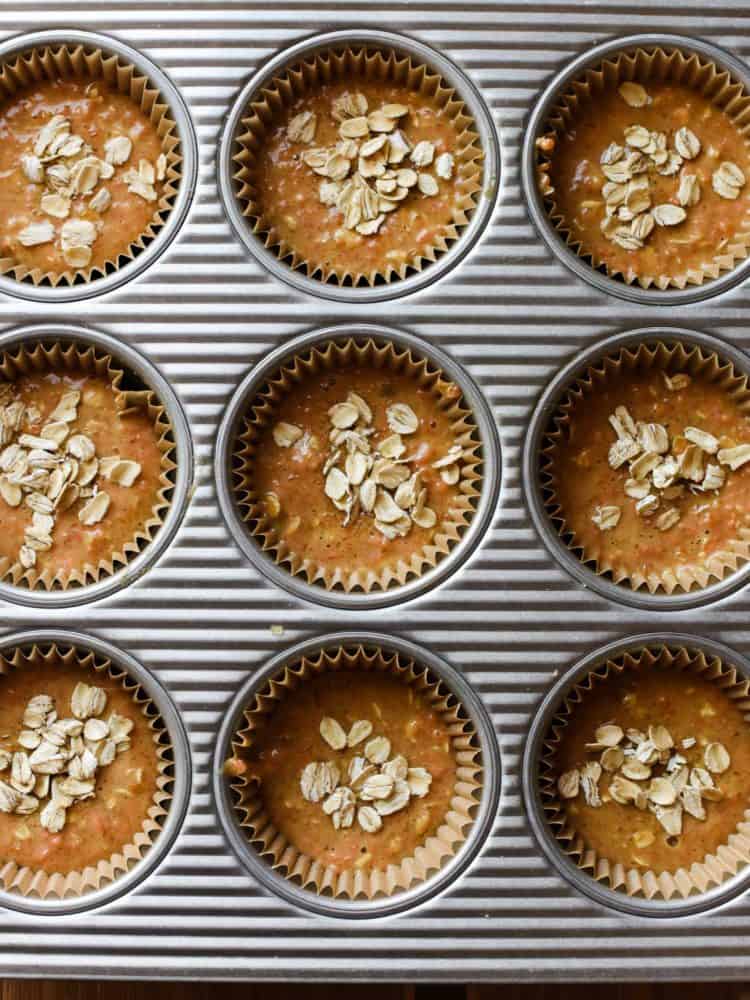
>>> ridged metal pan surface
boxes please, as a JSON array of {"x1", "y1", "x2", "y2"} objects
[{"x1": 3, "y1": 0, "x2": 750, "y2": 985}]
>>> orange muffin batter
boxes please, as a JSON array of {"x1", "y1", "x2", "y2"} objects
[
  {"x1": 553, "y1": 367, "x2": 750, "y2": 584},
  {"x1": 554, "y1": 667, "x2": 750, "y2": 873},
  {"x1": 238, "y1": 670, "x2": 456, "y2": 873},
  {"x1": 0, "y1": 368, "x2": 164, "y2": 584},
  {"x1": 0, "y1": 77, "x2": 165, "y2": 276},
  {"x1": 250, "y1": 79, "x2": 468, "y2": 277},
  {"x1": 247, "y1": 364, "x2": 467, "y2": 579},
  {"x1": 545, "y1": 80, "x2": 750, "y2": 282},
  {"x1": 0, "y1": 659, "x2": 160, "y2": 874}
]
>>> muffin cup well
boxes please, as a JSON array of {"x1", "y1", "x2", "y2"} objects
[
  {"x1": 233, "y1": 335, "x2": 481, "y2": 594},
  {"x1": 0, "y1": 337, "x2": 176, "y2": 594},
  {"x1": 214, "y1": 632, "x2": 500, "y2": 918},
  {"x1": 219, "y1": 29, "x2": 500, "y2": 303},
  {"x1": 216, "y1": 324, "x2": 501, "y2": 611},
  {"x1": 0, "y1": 38, "x2": 182, "y2": 288},
  {"x1": 523, "y1": 33, "x2": 750, "y2": 305},
  {"x1": 524, "y1": 634, "x2": 750, "y2": 916},
  {"x1": 0, "y1": 323, "x2": 193, "y2": 610},
  {"x1": 0, "y1": 29, "x2": 197, "y2": 304},
  {"x1": 542, "y1": 339, "x2": 750, "y2": 594},
  {"x1": 524, "y1": 326, "x2": 750, "y2": 612},
  {"x1": 0, "y1": 638, "x2": 174, "y2": 905},
  {"x1": 231, "y1": 42, "x2": 481, "y2": 288}
]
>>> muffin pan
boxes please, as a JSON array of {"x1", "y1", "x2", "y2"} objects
[{"x1": 3, "y1": 0, "x2": 750, "y2": 986}]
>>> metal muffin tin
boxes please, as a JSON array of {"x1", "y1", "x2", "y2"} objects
[
  {"x1": 213, "y1": 631, "x2": 501, "y2": 919},
  {"x1": 3, "y1": 0, "x2": 750, "y2": 984},
  {"x1": 523, "y1": 326, "x2": 750, "y2": 612},
  {"x1": 0, "y1": 628, "x2": 191, "y2": 917},
  {"x1": 218, "y1": 28, "x2": 500, "y2": 304},
  {"x1": 0, "y1": 28, "x2": 199, "y2": 305},
  {"x1": 523, "y1": 632, "x2": 750, "y2": 919},
  {"x1": 522, "y1": 32, "x2": 750, "y2": 307},
  {"x1": 215, "y1": 322, "x2": 501, "y2": 610},
  {"x1": 0, "y1": 322, "x2": 194, "y2": 609}
]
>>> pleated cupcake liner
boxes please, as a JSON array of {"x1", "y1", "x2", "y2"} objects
[
  {"x1": 232, "y1": 335, "x2": 482, "y2": 594},
  {"x1": 540, "y1": 339, "x2": 750, "y2": 594},
  {"x1": 227, "y1": 642, "x2": 483, "y2": 900},
  {"x1": 535, "y1": 45, "x2": 750, "y2": 290},
  {"x1": 0, "y1": 338, "x2": 176, "y2": 591},
  {"x1": 0, "y1": 640, "x2": 173, "y2": 900},
  {"x1": 0, "y1": 41, "x2": 182, "y2": 287},
  {"x1": 539, "y1": 642, "x2": 750, "y2": 901},
  {"x1": 231, "y1": 43, "x2": 483, "y2": 287}
]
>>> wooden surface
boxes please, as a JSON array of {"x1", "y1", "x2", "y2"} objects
[{"x1": 0, "y1": 984, "x2": 748, "y2": 999}]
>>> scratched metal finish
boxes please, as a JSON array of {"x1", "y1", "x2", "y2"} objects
[{"x1": 1, "y1": 0, "x2": 750, "y2": 983}]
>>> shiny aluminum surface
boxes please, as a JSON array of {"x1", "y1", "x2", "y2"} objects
[
  {"x1": 218, "y1": 29, "x2": 500, "y2": 304},
  {"x1": 522, "y1": 33, "x2": 750, "y2": 307},
  {"x1": 2, "y1": 0, "x2": 750, "y2": 984},
  {"x1": 215, "y1": 323, "x2": 501, "y2": 610},
  {"x1": 213, "y1": 631, "x2": 501, "y2": 919}
]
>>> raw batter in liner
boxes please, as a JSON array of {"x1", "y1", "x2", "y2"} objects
[
  {"x1": 250, "y1": 80, "x2": 466, "y2": 277},
  {"x1": 0, "y1": 659, "x2": 160, "y2": 874},
  {"x1": 0, "y1": 78, "x2": 164, "y2": 276},
  {"x1": 554, "y1": 666, "x2": 750, "y2": 872},
  {"x1": 547, "y1": 81, "x2": 750, "y2": 280},
  {"x1": 249, "y1": 364, "x2": 466, "y2": 579},
  {"x1": 553, "y1": 368, "x2": 750, "y2": 583},
  {"x1": 240, "y1": 671, "x2": 456, "y2": 873},
  {"x1": 0, "y1": 369, "x2": 164, "y2": 583}
]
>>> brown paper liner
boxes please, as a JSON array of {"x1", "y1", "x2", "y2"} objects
[
  {"x1": 539, "y1": 643, "x2": 750, "y2": 900},
  {"x1": 0, "y1": 339, "x2": 176, "y2": 591},
  {"x1": 227, "y1": 642, "x2": 483, "y2": 900},
  {"x1": 232, "y1": 44, "x2": 483, "y2": 287},
  {"x1": 0, "y1": 42, "x2": 182, "y2": 288},
  {"x1": 541, "y1": 339, "x2": 750, "y2": 594},
  {"x1": 536, "y1": 46, "x2": 750, "y2": 290},
  {"x1": 232, "y1": 336, "x2": 483, "y2": 593},
  {"x1": 0, "y1": 641, "x2": 173, "y2": 899}
]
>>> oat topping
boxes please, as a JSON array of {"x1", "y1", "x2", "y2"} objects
[
  {"x1": 272, "y1": 421, "x2": 304, "y2": 448},
  {"x1": 0, "y1": 683, "x2": 133, "y2": 833},
  {"x1": 299, "y1": 715, "x2": 432, "y2": 833},
  {"x1": 558, "y1": 721, "x2": 730, "y2": 839},
  {"x1": 591, "y1": 504, "x2": 621, "y2": 531},
  {"x1": 16, "y1": 108, "x2": 164, "y2": 269},
  {"x1": 272, "y1": 391, "x2": 460, "y2": 540},
  {"x1": 0, "y1": 383, "x2": 142, "y2": 571},
  {"x1": 591, "y1": 88, "x2": 747, "y2": 252},
  {"x1": 284, "y1": 91, "x2": 454, "y2": 238},
  {"x1": 591, "y1": 395, "x2": 750, "y2": 533},
  {"x1": 617, "y1": 82, "x2": 652, "y2": 109},
  {"x1": 712, "y1": 161, "x2": 746, "y2": 200}
]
